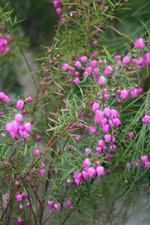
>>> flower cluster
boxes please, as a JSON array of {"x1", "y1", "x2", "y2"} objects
[
  {"x1": 16, "y1": 192, "x2": 31, "y2": 225},
  {"x1": 5, "y1": 113, "x2": 32, "y2": 139},
  {"x1": 73, "y1": 161, "x2": 105, "y2": 186},
  {"x1": 47, "y1": 200, "x2": 61, "y2": 211},
  {"x1": 53, "y1": 0, "x2": 63, "y2": 15},
  {"x1": 0, "y1": 91, "x2": 10, "y2": 104},
  {"x1": 0, "y1": 32, "x2": 11, "y2": 55},
  {"x1": 60, "y1": 37, "x2": 149, "y2": 89},
  {"x1": 126, "y1": 154, "x2": 150, "y2": 170}
]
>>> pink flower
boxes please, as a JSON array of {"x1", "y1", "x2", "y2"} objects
[
  {"x1": 24, "y1": 122, "x2": 32, "y2": 132},
  {"x1": 14, "y1": 113, "x2": 24, "y2": 123},
  {"x1": 16, "y1": 194, "x2": 23, "y2": 202},
  {"x1": 48, "y1": 200, "x2": 54, "y2": 208},
  {"x1": 106, "y1": 153, "x2": 113, "y2": 161},
  {"x1": 142, "y1": 115, "x2": 150, "y2": 124},
  {"x1": 104, "y1": 134, "x2": 112, "y2": 142},
  {"x1": 94, "y1": 110, "x2": 104, "y2": 123},
  {"x1": 93, "y1": 51, "x2": 98, "y2": 57},
  {"x1": 74, "y1": 135, "x2": 81, "y2": 141},
  {"x1": 115, "y1": 54, "x2": 121, "y2": 60},
  {"x1": 84, "y1": 66, "x2": 92, "y2": 76},
  {"x1": 62, "y1": 63, "x2": 70, "y2": 71},
  {"x1": 6, "y1": 35, "x2": 12, "y2": 41},
  {"x1": 131, "y1": 88, "x2": 143, "y2": 97},
  {"x1": 82, "y1": 170, "x2": 88, "y2": 180},
  {"x1": 102, "y1": 124, "x2": 109, "y2": 134},
  {"x1": 0, "y1": 92, "x2": 5, "y2": 100},
  {"x1": 108, "y1": 120, "x2": 114, "y2": 127},
  {"x1": 122, "y1": 56, "x2": 130, "y2": 65},
  {"x1": 110, "y1": 109, "x2": 119, "y2": 118},
  {"x1": 143, "y1": 161, "x2": 150, "y2": 168},
  {"x1": 54, "y1": 203, "x2": 61, "y2": 211},
  {"x1": 74, "y1": 61, "x2": 82, "y2": 69},
  {"x1": 38, "y1": 168, "x2": 46, "y2": 175},
  {"x1": 60, "y1": 17, "x2": 66, "y2": 24},
  {"x1": 134, "y1": 38, "x2": 145, "y2": 49},
  {"x1": 119, "y1": 89, "x2": 129, "y2": 99},
  {"x1": 16, "y1": 100, "x2": 24, "y2": 110},
  {"x1": 96, "y1": 147, "x2": 104, "y2": 154},
  {"x1": 128, "y1": 132, "x2": 135, "y2": 139},
  {"x1": 3, "y1": 95, "x2": 10, "y2": 103},
  {"x1": 0, "y1": 92, "x2": 10, "y2": 103},
  {"x1": 141, "y1": 155, "x2": 148, "y2": 164},
  {"x1": 112, "y1": 118, "x2": 121, "y2": 126},
  {"x1": 96, "y1": 166, "x2": 105, "y2": 176},
  {"x1": 33, "y1": 149, "x2": 41, "y2": 157},
  {"x1": 145, "y1": 52, "x2": 150, "y2": 66},
  {"x1": 73, "y1": 77, "x2": 80, "y2": 85},
  {"x1": 56, "y1": 7, "x2": 62, "y2": 15},
  {"x1": 104, "y1": 107, "x2": 111, "y2": 117},
  {"x1": 97, "y1": 76, "x2": 106, "y2": 86},
  {"x1": 17, "y1": 218, "x2": 24, "y2": 225},
  {"x1": 66, "y1": 200, "x2": 73, "y2": 209},
  {"x1": 110, "y1": 145, "x2": 117, "y2": 152},
  {"x1": 85, "y1": 148, "x2": 91, "y2": 155},
  {"x1": 53, "y1": 0, "x2": 59, "y2": 8},
  {"x1": 92, "y1": 102, "x2": 100, "y2": 111},
  {"x1": 92, "y1": 39, "x2": 98, "y2": 46},
  {"x1": 87, "y1": 167, "x2": 96, "y2": 177},
  {"x1": 88, "y1": 127, "x2": 96, "y2": 134},
  {"x1": 74, "y1": 172, "x2": 82, "y2": 180},
  {"x1": 90, "y1": 60, "x2": 97, "y2": 68},
  {"x1": 25, "y1": 96, "x2": 33, "y2": 103},
  {"x1": 104, "y1": 65, "x2": 113, "y2": 75},
  {"x1": 74, "y1": 71, "x2": 80, "y2": 76},
  {"x1": 74, "y1": 178, "x2": 82, "y2": 186},
  {"x1": 82, "y1": 158, "x2": 91, "y2": 168},
  {"x1": 35, "y1": 134, "x2": 42, "y2": 142},
  {"x1": 98, "y1": 139, "x2": 106, "y2": 148},
  {"x1": 80, "y1": 55, "x2": 88, "y2": 62},
  {"x1": 126, "y1": 163, "x2": 131, "y2": 170}
]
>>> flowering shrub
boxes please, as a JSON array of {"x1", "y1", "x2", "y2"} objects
[{"x1": 0, "y1": 0, "x2": 150, "y2": 225}]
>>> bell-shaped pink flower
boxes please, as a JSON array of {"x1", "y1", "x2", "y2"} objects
[
  {"x1": 87, "y1": 167, "x2": 96, "y2": 177},
  {"x1": 104, "y1": 134, "x2": 112, "y2": 143},
  {"x1": 134, "y1": 38, "x2": 145, "y2": 49},
  {"x1": 82, "y1": 170, "x2": 89, "y2": 180},
  {"x1": 80, "y1": 55, "x2": 88, "y2": 62},
  {"x1": 54, "y1": 203, "x2": 61, "y2": 211},
  {"x1": 120, "y1": 89, "x2": 129, "y2": 99},
  {"x1": 94, "y1": 110, "x2": 104, "y2": 123},
  {"x1": 62, "y1": 63, "x2": 70, "y2": 71},
  {"x1": 92, "y1": 102, "x2": 100, "y2": 111},
  {"x1": 66, "y1": 200, "x2": 73, "y2": 209},
  {"x1": 14, "y1": 113, "x2": 24, "y2": 123},
  {"x1": 16, "y1": 100, "x2": 24, "y2": 110},
  {"x1": 122, "y1": 56, "x2": 130, "y2": 65},
  {"x1": 97, "y1": 76, "x2": 106, "y2": 86},
  {"x1": 17, "y1": 218, "x2": 24, "y2": 225},
  {"x1": 96, "y1": 166, "x2": 105, "y2": 176},
  {"x1": 48, "y1": 200, "x2": 54, "y2": 208},
  {"x1": 90, "y1": 60, "x2": 97, "y2": 68},
  {"x1": 74, "y1": 61, "x2": 82, "y2": 69},
  {"x1": 145, "y1": 52, "x2": 150, "y2": 66},
  {"x1": 88, "y1": 127, "x2": 97, "y2": 134},
  {"x1": 104, "y1": 65, "x2": 113, "y2": 75},
  {"x1": 82, "y1": 158, "x2": 91, "y2": 168}
]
